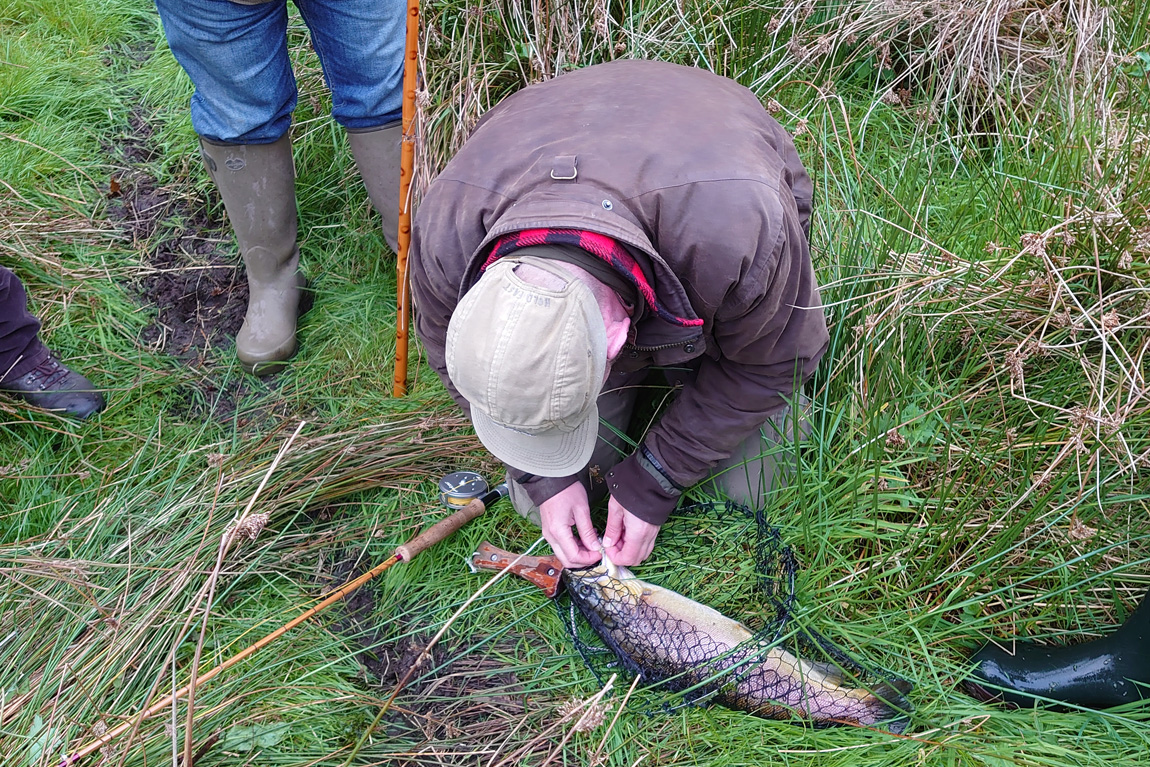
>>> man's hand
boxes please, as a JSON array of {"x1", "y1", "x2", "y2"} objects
[
  {"x1": 538, "y1": 482, "x2": 602, "y2": 568},
  {"x1": 602, "y1": 496, "x2": 659, "y2": 566}
]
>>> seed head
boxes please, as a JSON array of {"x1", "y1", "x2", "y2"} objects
[
  {"x1": 1100, "y1": 309, "x2": 1120, "y2": 333},
  {"x1": 1004, "y1": 350, "x2": 1026, "y2": 386},
  {"x1": 557, "y1": 696, "x2": 612, "y2": 732},
  {"x1": 1068, "y1": 515, "x2": 1097, "y2": 541},
  {"x1": 1131, "y1": 226, "x2": 1150, "y2": 253},
  {"x1": 1020, "y1": 232, "x2": 1047, "y2": 258},
  {"x1": 593, "y1": 3, "x2": 609, "y2": 36},
  {"x1": 0, "y1": 458, "x2": 32, "y2": 477},
  {"x1": 1069, "y1": 405, "x2": 1094, "y2": 431},
  {"x1": 885, "y1": 428, "x2": 907, "y2": 449},
  {"x1": 1101, "y1": 412, "x2": 1124, "y2": 436},
  {"x1": 230, "y1": 513, "x2": 270, "y2": 544}
]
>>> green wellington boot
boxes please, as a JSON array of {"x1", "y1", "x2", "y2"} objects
[
  {"x1": 346, "y1": 121, "x2": 402, "y2": 254},
  {"x1": 199, "y1": 134, "x2": 307, "y2": 375},
  {"x1": 965, "y1": 589, "x2": 1149, "y2": 709}
]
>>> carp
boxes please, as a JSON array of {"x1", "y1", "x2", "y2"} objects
[{"x1": 563, "y1": 553, "x2": 913, "y2": 731}]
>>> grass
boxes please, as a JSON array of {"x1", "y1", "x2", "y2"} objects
[{"x1": 1, "y1": 0, "x2": 1149, "y2": 765}]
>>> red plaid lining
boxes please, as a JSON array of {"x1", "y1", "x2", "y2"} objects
[{"x1": 482, "y1": 228, "x2": 703, "y2": 328}]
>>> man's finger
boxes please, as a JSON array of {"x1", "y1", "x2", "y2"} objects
[
  {"x1": 565, "y1": 547, "x2": 601, "y2": 567},
  {"x1": 607, "y1": 514, "x2": 659, "y2": 567},
  {"x1": 602, "y1": 523, "x2": 621, "y2": 552},
  {"x1": 546, "y1": 522, "x2": 599, "y2": 568},
  {"x1": 609, "y1": 537, "x2": 643, "y2": 566},
  {"x1": 603, "y1": 499, "x2": 626, "y2": 551},
  {"x1": 605, "y1": 528, "x2": 637, "y2": 565},
  {"x1": 573, "y1": 511, "x2": 602, "y2": 555}
]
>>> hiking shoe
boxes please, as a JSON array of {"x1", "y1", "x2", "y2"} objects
[{"x1": 0, "y1": 354, "x2": 105, "y2": 419}]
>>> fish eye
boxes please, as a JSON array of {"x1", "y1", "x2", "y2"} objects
[{"x1": 579, "y1": 584, "x2": 593, "y2": 596}]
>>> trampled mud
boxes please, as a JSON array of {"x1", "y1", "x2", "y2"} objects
[{"x1": 105, "y1": 109, "x2": 256, "y2": 419}]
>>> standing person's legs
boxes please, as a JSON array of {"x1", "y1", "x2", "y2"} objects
[
  {"x1": 0, "y1": 268, "x2": 105, "y2": 419},
  {"x1": 156, "y1": 0, "x2": 306, "y2": 374},
  {"x1": 296, "y1": 0, "x2": 406, "y2": 253},
  {"x1": 155, "y1": 0, "x2": 297, "y2": 145},
  {"x1": 295, "y1": 0, "x2": 404, "y2": 131},
  {"x1": 0, "y1": 267, "x2": 49, "y2": 379}
]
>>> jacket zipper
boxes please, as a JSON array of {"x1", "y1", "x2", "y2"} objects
[{"x1": 625, "y1": 335, "x2": 702, "y2": 353}]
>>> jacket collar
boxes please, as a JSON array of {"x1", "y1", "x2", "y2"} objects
[
  {"x1": 481, "y1": 228, "x2": 703, "y2": 329},
  {"x1": 461, "y1": 189, "x2": 703, "y2": 334}
]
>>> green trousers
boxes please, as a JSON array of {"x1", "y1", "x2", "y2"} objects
[{"x1": 509, "y1": 366, "x2": 810, "y2": 523}]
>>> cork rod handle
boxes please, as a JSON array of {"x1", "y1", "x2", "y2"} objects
[{"x1": 394, "y1": 483, "x2": 507, "y2": 561}]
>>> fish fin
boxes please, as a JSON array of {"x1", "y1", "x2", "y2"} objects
[
  {"x1": 863, "y1": 679, "x2": 914, "y2": 733},
  {"x1": 800, "y1": 658, "x2": 849, "y2": 687}
]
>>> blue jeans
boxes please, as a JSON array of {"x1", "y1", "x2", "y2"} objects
[{"x1": 155, "y1": 0, "x2": 405, "y2": 144}]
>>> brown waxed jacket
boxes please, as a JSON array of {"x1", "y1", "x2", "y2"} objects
[{"x1": 410, "y1": 59, "x2": 829, "y2": 525}]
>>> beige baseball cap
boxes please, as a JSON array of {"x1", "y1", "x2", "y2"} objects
[{"x1": 446, "y1": 256, "x2": 606, "y2": 476}]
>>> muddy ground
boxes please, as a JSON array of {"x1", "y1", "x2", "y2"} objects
[
  {"x1": 106, "y1": 95, "x2": 538, "y2": 759},
  {"x1": 323, "y1": 547, "x2": 534, "y2": 758},
  {"x1": 105, "y1": 110, "x2": 257, "y2": 420}
]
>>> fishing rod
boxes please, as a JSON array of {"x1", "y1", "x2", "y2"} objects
[{"x1": 59, "y1": 478, "x2": 508, "y2": 766}]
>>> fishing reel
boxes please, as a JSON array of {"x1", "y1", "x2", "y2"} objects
[{"x1": 438, "y1": 470, "x2": 490, "y2": 509}]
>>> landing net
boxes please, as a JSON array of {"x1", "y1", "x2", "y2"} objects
[{"x1": 558, "y1": 499, "x2": 912, "y2": 727}]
